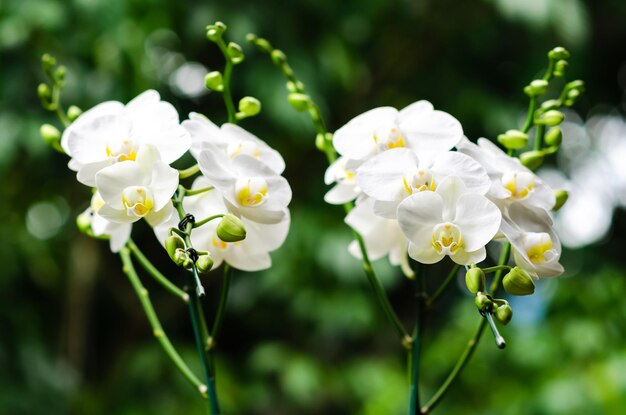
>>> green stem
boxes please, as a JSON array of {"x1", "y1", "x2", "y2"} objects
[
  {"x1": 481, "y1": 265, "x2": 511, "y2": 274},
  {"x1": 215, "y1": 39, "x2": 237, "y2": 124},
  {"x1": 119, "y1": 247, "x2": 207, "y2": 398},
  {"x1": 211, "y1": 264, "x2": 233, "y2": 340},
  {"x1": 127, "y1": 239, "x2": 188, "y2": 303},
  {"x1": 408, "y1": 266, "x2": 426, "y2": 414},
  {"x1": 427, "y1": 264, "x2": 461, "y2": 308},
  {"x1": 534, "y1": 124, "x2": 546, "y2": 151},
  {"x1": 522, "y1": 96, "x2": 537, "y2": 134},
  {"x1": 251, "y1": 36, "x2": 409, "y2": 345},
  {"x1": 179, "y1": 164, "x2": 200, "y2": 179},
  {"x1": 194, "y1": 214, "x2": 225, "y2": 229},
  {"x1": 186, "y1": 186, "x2": 215, "y2": 197},
  {"x1": 421, "y1": 243, "x2": 511, "y2": 414}
]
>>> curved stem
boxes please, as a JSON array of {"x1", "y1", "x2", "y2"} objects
[
  {"x1": 179, "y1": 164, "x2": 200, "y2": 179},
  {"x1": 481, "y1": 265, "x2": 511, "y2": 274},
  {"x1": 215, "y1": 39, "x2": 237, "y2": 124},
  {"x1": 119, "y1": 247, "x2": 207, "y2": 398},
  {"x1": 408, "y1": 266, "x2": 426, "y2": 414},
  {"x1": 421, "y1": 243, "x2": 511, "y2": 414},
  {"x1": 427, "y1": 264, "x2": 461, "y2": 308},
  {"x1": 210, "y1": 264, "x2": 233, "y2": 340},
  {"x1": 522, "y1": 96, "x2": 537, "y2": 134},
  {"x1": 186, "y1": 186, "x2": 215, "y2": 197},
  {"x1": 194, "y1": 214, "x2": 225, "y2": 229},
  {"x1": 127, "y1": 239, "x2": 188, "y2": 303}
]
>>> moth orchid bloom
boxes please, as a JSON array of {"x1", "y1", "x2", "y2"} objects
[
  {"x1": 356, "y1": 148, "x2": 491, "y2": 218},
  {"x1": 345, "y1": 198, "x2": 414, "y2": 277},
  {"x1": 500, "y1": 203, "x2": 564, "y2": 278},
  {"x1": 184, "y1": 113, "x2": 285, "y2": 174},
  {"x1": 61, "y1": 90, "x2": 190, "y2": 186},
  {"x1": 95, "y1": 145, "x2": 178, "y2": 226},
  {"x1": 457, "y1": 138, "x2": 555, "y2": 211},
  {"x1": 323, "y1": 156, "x2": 361, "y2": 205},
  {"x1": 332, "y1": 100, "x2": 463, "y2": 163},
  {"x1": 198, "y1": 149, "x2": 291, "y2": 225},
  {"x1": 397, "y1": 176, "x2": 501, "y2": 265},
  {"x1": 154, "y1": 177, "x2": 290, "y2": 271},
  {"x1": 81, "y1": 192, "x2": 132, "y2": 252}
]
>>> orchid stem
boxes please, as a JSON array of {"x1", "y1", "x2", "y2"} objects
[{"x1": 427, "y1": 263, "x2": 461, "y2": 308}]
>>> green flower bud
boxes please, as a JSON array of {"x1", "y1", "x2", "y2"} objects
[
  {"x1": 548, "y1": 46, "x2": 570, "y2": 61},
  {"x1": 567, "y1": 89, "x2": 581, "y2": 101},
  {"x1": 520, "y1": 151, "x2": 544, "y2": 170},
  {"x1": 173, "y1": 248, "x2": 193, "y2": 269},
  {"x1": 40, "y1": 124, "x2": 61, "y2": 146},
  {"x1": 76, "y1": 212, "x2": 92, "y2": 234},
  {"x1": 524, "y1": 79, "x2": 548, "y2": 96},
  {"x1": 540, "y1": 99, "x2": 559, "y2": 111},
  {"x1": 238, "y1": 96, "x2": 261, "y2": 117},
  {"x1": 204, "y1": 71, "x2": 224, "y2": 92},
  {"x1": 544, "y1": 127, "x2": 562, "y2": 146},
  {"x1": 37, "y1": 83, "x2": 51, "y2": 100},
  {"x1": 553, "y1": 59, "x2": 568, "y2": 77},
  {"x1": 271, "y1": 49, "x2": 287, "y2": 66},
  {"x1": 503, "y1": 266, "x2": 535, "y2": 296},
  {"x1": 165, "y1": 235, "x2": 185, "y2": 262},
  {"x1": 315, "y1": 133, "x2": 326, "y2": 151},
  {"x1": 553, "y1": 189, "x2": 569, "y2": 211},
  {"x1": 497, "y1": 129, "x2": 529, "y2": 150},
  {"x1": 537, "y1": 110, "x2": 564, "y2": 127},
  {"x1": 206, "y1": 22, "x2": 226, "y2": 41},
  {"x1": 216, "y1": 214, "x2": 246, "y2": 242},
  {"x1": 67, "y1": 105, "x2": 82, "y2": 121},
  {"x1": 41, "y1": 53, "x2": 56, "y2": 70},
  {"x1": 495, "y1": 304, "x2": 513, "y2": 325},
  {"x1": 287, "y1": 93, "x2": 311, "y2": 112},
  {"x1": 248, "y1": 34, "x2": 273, "y2": 53},
  {"x1": 55, "y1": 65, "x2": 66, "y2": 82},
  {"x1": 196, "y1": 254, "x2": 214, "y2": 274},
  {"x1": 465, "y1": 268, "x2": 485, "y2": 294},
  {"x1": 227, "y1": 42, "x2": 244, "y2": 64},
  {"x1": 474, "y1": 292, "x2": 493, "y2": 312}
]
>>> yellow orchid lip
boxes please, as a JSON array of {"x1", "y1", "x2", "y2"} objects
[
  {"x1": 431, "y1": 222, "x2": 464, "y2": 255},
  {"x1": 235, "y1": 177, "x2": 269, "y2": 207},
  {"x1": 403, "y1": 169, "x2": 436, "y2": 195},
  {"x1": 106, "y1": 139, "x2": 137, "y2": 162},
  {"x1": 502, "y1": 171, "x2": 535, "y2": 200},
  {"x1": 121, "y1": 186, "x2": 154, "y2": 217}
]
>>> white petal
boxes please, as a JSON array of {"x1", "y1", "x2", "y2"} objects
[
  {"x1": 397, "y1": 100, "x2": 434, "y2": 124},
  {"x1": 108, "y1": 222, "x2": 132, "y2": 252},
  {"x1": 149, "y1": 161, "x2": 179, "y2": 211},
  {"x1": 400, "y1": 109, "x2": 462, "y2": 153},
  {"x1": 435, "y1": 176, "x2": 468, "y2": 221},
  {"x1": 145, "y1": 200, "x2": 175, "y2": 227},
  {"x1": 397, "y1": 192, "x2": 444, "y2": 244},
  {"x1": 452, "y1": 246, "x2": 487, "y2": 265},
  {"x1": 454, "y1": 194, "x2": 502, "y2": 252},
  {"x1": 61, "y1": 101, "x2": 124, "y2": 154},
  {"x1": 431, "y1": 151, "x2": 491, "y2": 195},
  {"x1": 408, "y1": 241, "x2": 443, "y2": 264},
  {"x1": 324, "y1": 183, "x2": 359, "y2": 204},
  {"x1": 183, "y1": 114, "x2": 224, "y2": 159},
  {"x1": 356, "y1": 148, "x2": 418, "y2": 201},
  {"x1": 225, "y1": 249, "x2": 272, "y2": 271},
  {"x1": 221, "y1": 124, "x2": 286, "y2": 174},
  {"x1": 76, "y1": 160, "x2": 113, "y2": 187},
  {"x1": 96, "y1": 162, "x2": 145, "y2": 209},
  {"x1": 98, "y1": 204, "x2": 138, "y2": 223},
  {"x1": 67, "y1": 114, "x2": 132, "y2": 164},
  {"x1": 333, "y1": 107, "x2": 397, "y2": 160}
]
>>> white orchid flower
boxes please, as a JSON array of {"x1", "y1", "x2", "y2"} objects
[
  {"x1": 397, "y1": 176, "x2": 501, "y2": 265},
  {"x1": 332, "y1": 100, "x2": 463, "y2": 162},
  {"x1": 198, "y1": 149, "x2": 291, "y2": 224},
  {"x1": 94, "y1": 145, "x2": 178, "y2": 226},
  {"x1": 184, "y1": 113, "x2": 286, "y2": 174},
  {"x1": 345, "y1": 197, "x2": 414, "y2": 277},
  {"x1": 323, "y1": 156, "x2": 362, "y2": 205},
  {"x1": 355, "y1": 147, "x2": 491, "y2": 218},
  {"x1": 457, "y1": 137, "x2": 555, "y2": 211},
  {"x1": 500, "y1": 203, "x2": 564, "y2": 278},
  {"x1": 62, "y1": 90, "x2": 190, "y2": 186},
  {"x1": 82, "y1": 192, "x2": 132, "y2": 252},
  {"x1": 154, "y1": 177, "x2": 290, "y2": 272}
]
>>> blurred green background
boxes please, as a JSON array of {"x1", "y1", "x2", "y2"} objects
[{"x1": 2, "y1": 0, "x2": 626, "y2": 414}]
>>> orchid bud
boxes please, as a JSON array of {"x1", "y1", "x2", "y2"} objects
[
  {"x1": 548, "y1": 46, "x2": 570, "y2": 61},
  {"x1": 288, "y1": 93, "x2": 311, "y2": 112},
  {"x1": 465, "y1": 268, "x2": 485, "y2": 294},
  {"x1": 248, "y1": 35, "x2": 272, "y2": 53},
  {"x1": 216, "y1": 214, "x2": 246, "y2": 242},
  {"x1": 165, "y1": 235, "x2": 185, "y2": 262},
  {"x1": 76, "y1": 212, "x2": 92, "y2": 234},
  {"x1": 55, "y1": 65, "x2": 66, "y2": 83},
  {"x1": 173, "y1": 248, "x2": 193, "y2": 269},
  {"x1": 67, "y1": 105, "x2": 82, "y2": 121},
  {"x1": 474, "y1": 292, "x2": 493, "y2": 312},
  {"x1": 206, "y1": 22, "x2": 226, "y2": 41},
  {"x1": 495, "y1": 304, "x2": 513, "y2": 325},
  {"x1": 554, "y1": 60, "x2": 568, "y2": 77},
  {"x1": 37, "y1": 83, "x2": 51, "y2": 101},
  {"x1": 503, "y1": 266, "x2": 535, "y2": 296},
  {"x1": 271, "y1": 49, "x2": 287, "y2": 66},
  {"x1": 537, "y1": 110, "x2": 564, "y2": 126},
  {"x1": 41, "y1": 53, "x2": 57, "y2": 70},
  {"x1": 227, "y1": 42, "x2": 244, "y2": 64},
  {"x1": 566, "y1": 80, "x2": 585, "y2": 92},
  {"x1": 238, "y1": 96, "x2": 261, "y2": 117},
  {"x1": 40, "y1": 124, "x2": 61, "y2": 146},
  {"x1": 520, "y1": 151, "x2": 544, "y2": 170},
  {"x1": 524, "y1": 79, "x2": 548, "y2": 96},
  {"x1": 544, "y1": 127, "x2": 562, "y2": 146},
  {"x1": 204, "y1": 71, "x2": 224, "y2": 91},
  {"x1": 553, "y1": 190, "x2": 569, "y2": 211},
  {"x1": 315, "y1": 133, "x2": 326, "y2": 151},
  {"x1": 196, "y1": 254, "x2": 214, "y2": 274},
  {"x1": 497, "y1": 129, "x2": 529, "y2": 150}
]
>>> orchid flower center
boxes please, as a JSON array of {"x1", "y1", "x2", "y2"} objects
[
  {"x1": 502, "y1": 171, "x2": 535, "y2": 200},
  {"x1": 431, "y1": 222, "x2": 463, "y2": 255},
  {"x1": 106, "y1": 139, "x2": 137, "y2": 162},
  {"x1": 235, "y1": 177, "x2": 269, "y2": 207},
  {"x1": 403, "y1": 169, "x2": 436, "y2": 195},
  {"x1": 90, "y1": 192, "x2": 105, "y2": 213},
  {"x1": 374, "y1": 126, "x2": 405, "y2": 150},
  {"x1": 521, "y1": 232, "x2": 553, "y2": 263},
  {"x1": 228, "y1": 141, "x2": 261, "y2": 159},
  {"x1": 121, "y1": 186, "x2": 154, "y2": 218}
]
